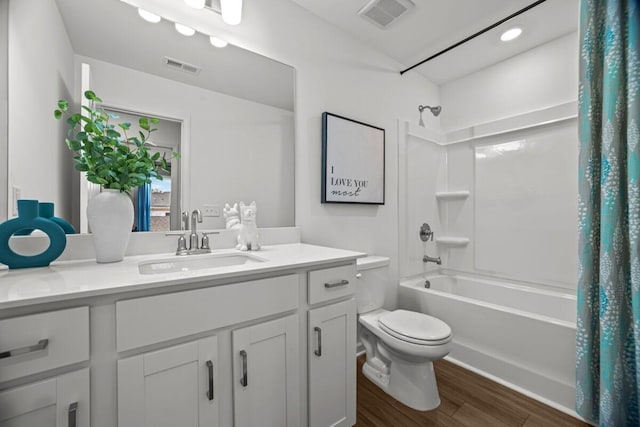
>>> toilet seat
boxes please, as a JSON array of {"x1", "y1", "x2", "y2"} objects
[{"x1": 378, "y1": 310, "x2": 451, "y2": 346}]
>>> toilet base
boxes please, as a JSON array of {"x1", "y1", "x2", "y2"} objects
[{"x1": 362, "y1": 355, "x2": 441, "y2": 411}]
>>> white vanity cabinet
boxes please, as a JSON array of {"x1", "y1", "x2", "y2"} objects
[
  {"x1": 307, "y1": 265, "x2": 357, "y2": 427},
  {"x1": 0, "y1": 307, "x2": 90, "y2": 427},
  {"x1": 308, "y1": 299, "x2": 357, "y2": 427},
  {"x1": 0, "y1": 368, "x2": 89, "y2": 427},
  {"x1": 232, "y1": 314, "x2": 299, "y2": 427},
  {"x1": 117, "y1": 336, "x2": 219, "y2": 427},
  {"x1": 0, "y1": 244, "x2": 363, "y2": 427}
]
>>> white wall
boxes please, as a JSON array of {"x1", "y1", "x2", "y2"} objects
[
  {"x1": 7, "y1": 0, "x2": 75, "y2": 222},
  {"x1": 440, "y1": 32, "x2": 579, "y2": 132},
  {"x1": 210, "y1": 0, "x2": 441, "y2": 307},
  {"x1": 79, "y1": 56, "x2": 295, "y2": 229}
]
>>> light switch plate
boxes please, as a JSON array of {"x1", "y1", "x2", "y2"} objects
[
  {"x1": 203, "y1": 204, "x2": 221, "y2": 217},
  {"x1": 11, "y1": 186, "x2": 21, "y2": 216}
]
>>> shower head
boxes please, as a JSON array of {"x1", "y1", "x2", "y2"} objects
[{"x1": 418, "y1": 105, "x2": 442, "y2": 127}]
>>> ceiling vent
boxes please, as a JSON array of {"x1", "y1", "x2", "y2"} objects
[
  {"x1": 164, "y1": 57, "x2": 202, "y2": 75},
  {"x1": 358, "y1": 0, "x2": 415, "y2": 29}
]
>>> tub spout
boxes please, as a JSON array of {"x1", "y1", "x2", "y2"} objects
[{"x1": 423, "y1": 255, "x2": 441, "y2": 265}]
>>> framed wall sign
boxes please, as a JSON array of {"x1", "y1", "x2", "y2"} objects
[{"x1": 321, "y1": 112, "x2": 385, "y2": 204}]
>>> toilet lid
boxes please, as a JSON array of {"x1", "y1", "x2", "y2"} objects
[{"x1": 378, "y1": 310, "x2": 451, "y2": 344}]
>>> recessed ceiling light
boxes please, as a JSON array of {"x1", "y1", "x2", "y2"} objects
[
  {"x1": 184, "y1": 0, "x2": 206, "y2": 9},
  {"x1": 209, "y1": 36, "x2": 229, "y2": 48},
  {"x1": 138, "y1": 8, "x2": 161, "y2": 23},
  {"x1": 500, "y1": 27, "x2": 522, "y2": 42},
  {"x1": 175, "y1": 23, "x2": 196, "y2": 36},
  {"x1": 221, "y1": 0, "x2": 243, "y2": 25}
]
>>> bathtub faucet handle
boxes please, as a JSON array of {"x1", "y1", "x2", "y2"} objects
[{"x1": 420, "y1": 223, "x2": 434, "y2": 242}]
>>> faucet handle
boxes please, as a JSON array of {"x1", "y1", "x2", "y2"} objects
[
  {"x1": 201, "y1": 232, "x2": 219, "y2": 250},
  {"x1": 176, "y1": 233, "x2": 188, "y2": 255}
]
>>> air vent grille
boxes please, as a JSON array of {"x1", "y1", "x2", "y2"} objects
[
  {"x1": 358, "y1": 0, "x2": 414, "y2": 29},
  {"x1": 164, "y1": 57, "x2": 202, "y2": 75}
]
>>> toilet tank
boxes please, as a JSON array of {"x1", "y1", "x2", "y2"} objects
[{"x1": 356, "y1": 256, "x2": 390, "y2": 314}]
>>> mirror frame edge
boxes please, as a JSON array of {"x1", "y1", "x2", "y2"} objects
[{"x1": 0, "y1": 0, "x2": 8, "y2": 222}]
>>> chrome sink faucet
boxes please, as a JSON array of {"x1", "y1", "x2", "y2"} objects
[{"x1": 176, "y1": 209, "x2": 216, "y2": 256}]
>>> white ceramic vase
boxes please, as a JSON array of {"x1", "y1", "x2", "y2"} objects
[{"x1": 87, "y1": 189, "x2": 134, "y2": 263}]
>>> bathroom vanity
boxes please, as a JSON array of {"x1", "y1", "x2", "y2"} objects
[{"x1": 0, "y1": 243, "x2": 363, "y2": 427}]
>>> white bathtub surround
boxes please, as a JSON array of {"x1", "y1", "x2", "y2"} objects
[
  {"x1": 398, "y1": 272, "x2": 577, "y2": 415},
  {"x1": 86, "y1": 189, "x2": 134, "y2": 263}
]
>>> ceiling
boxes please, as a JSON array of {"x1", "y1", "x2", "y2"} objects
[
  {"x1": 291, "y1": 0, "x2": 579, "y2": 84},
  {"x1": 54, "y1": 0, "x2": 295, "y2": 111}
]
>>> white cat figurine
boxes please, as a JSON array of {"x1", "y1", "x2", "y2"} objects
[
  {"x1": 223, "y1": 203, "x2": 241, "y2": 230},
  {"x1": 236, "y1": 201, "x2": 260, "y2": 251}
]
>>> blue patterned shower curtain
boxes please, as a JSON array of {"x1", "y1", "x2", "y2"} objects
[{"x1": 577, "y1": 0, "x2": 640, "y2": 425}]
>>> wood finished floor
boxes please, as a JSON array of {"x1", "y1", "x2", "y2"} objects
[{"x1": 355, "y1": 356, "x2": 589, "y2": 427}]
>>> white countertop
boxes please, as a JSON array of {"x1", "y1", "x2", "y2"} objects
[{"x1": 0, "y1": 244, "x2": 366, "y2": 310}]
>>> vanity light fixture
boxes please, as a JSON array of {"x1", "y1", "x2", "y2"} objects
[
  {"x1": 209, "y1": 36, "x2": 229, "y2": 48},
  {"x1": 175, "y1": 22, "x2": 196, "y2": 36},
  {"x1": 184, "y1": 0, "x2": 206, "y2": 9},
  {"x1": 500, "y1": 27, "x2": 523, "y2": 42},
  {"x1": 137, "y1": 8, "x2": 161, "y2": 23},
  {"x1": 221, "y1": 0, "x2": 243, "y2": 25}
]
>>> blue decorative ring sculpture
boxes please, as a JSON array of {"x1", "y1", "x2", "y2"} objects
[{"x1": 0, "y1": 200, "x2": 67, "y2": 269}]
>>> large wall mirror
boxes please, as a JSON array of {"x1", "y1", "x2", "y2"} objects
[{"x1": 1, "y1": 0, "x2": 295, "y2": 232}]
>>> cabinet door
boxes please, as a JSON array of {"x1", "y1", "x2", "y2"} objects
[
  {"x1": 0, "y1": 368, "x2": 89, "y2": 427},
  {"x1": 232, "y1": 314, "x2": 299, "y2": 427},
  {"x1": 309, "y1": 299, "x2": 357, "y2": 427},
  {"x1": 117, "y1": 336, "x2": 218, "y2": 427}
]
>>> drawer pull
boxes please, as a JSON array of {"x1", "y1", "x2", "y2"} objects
[
  {"x1": 324, "y1": 279, "x2": 349, "y2": 289},
  {"x1": 240, "y1": 350, "x2": 248, "y2": 387},
  {"x1": 206, "y1": 360, "x2": 214, "y2": 401},
  {"x1": 68, "y1": 402, "x2": 78, "y2": 427},
  {"x1": 314, "y1": 327, "x2": 322, "y2": 357},
  {"x1": 0, "y1": 338, "x2": 49, "y2": 359}
]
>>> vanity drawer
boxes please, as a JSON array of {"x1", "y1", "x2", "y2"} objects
[
  {"x1": 0, "y1": 307, "x2": 89, "y2": 383},
  {"x1": 308, "y1": 264, "x2": 357, "y2": 305},
  {"x1": 116, "y1": 274, "x2": 299, "y2": 352}
]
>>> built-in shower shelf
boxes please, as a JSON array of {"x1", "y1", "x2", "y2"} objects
[
  {"x1": 435, "y1": 237, "x2": 470, "y2": 247},
  {"x1": 435, "y1": 191, "x2": 470, "y2": 200}
]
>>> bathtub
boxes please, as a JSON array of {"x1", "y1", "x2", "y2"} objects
[{"x1": 398, "y1": 272, "x2": 577, "y2": 415}]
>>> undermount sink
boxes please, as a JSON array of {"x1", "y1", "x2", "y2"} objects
[{"x1": 138, "y1": 252, "x2": 267, "y2": 275}]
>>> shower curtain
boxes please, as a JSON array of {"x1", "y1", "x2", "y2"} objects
[{"x1": 577, "y1": 0, "x2": 639, "y2": 425}]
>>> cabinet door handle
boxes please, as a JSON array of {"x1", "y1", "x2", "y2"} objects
[
  {"x1": 314, "y1": 327, "x2": 322, "y2": 357},
  {"x1": 324, "y1": 279, "x2": 349, "y2": 289},
  {"x1": 240, "y1": 350, "x2": 248, "y2": 387},
  {"x1": 68, "y1": 402, "x2": 78, "y2": 427},
  {"x1": 0, "y1": 338, "x2": 49, "y2": 359},
  {"x1": 206, "y1": 360, "x2": 214, "y2": 401}
]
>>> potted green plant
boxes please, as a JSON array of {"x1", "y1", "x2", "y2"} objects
[{"x1": 54, "y1": 90, "x2": 178, "y2": 263}]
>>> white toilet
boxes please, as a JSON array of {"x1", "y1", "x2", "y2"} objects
[{"x1": 356, "y1": 256, "x2": 452, "y2": 411}]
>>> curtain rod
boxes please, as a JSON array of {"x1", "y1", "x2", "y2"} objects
[{"x1": 399, "y1": 0, "x2": 548, "y2": 76}]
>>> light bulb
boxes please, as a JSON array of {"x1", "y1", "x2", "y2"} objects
[
  {"x1": 209, "y1": 36, "x2": 228, "y2": 48},
  {"x1": 138, "y1": 8, "x2": 161, "y2": 23},
  {"x1": 500, "y1": 27, "x2": 522, "y2": 42},
  {"x1": 175, "y1": 23, "x2": 196, "y2": 36},
  {"x1": 184, "y1": 0, "x2": 205, "y2": 9},
  {"x1": 221, "y1": 0, "x2": 242, "y2": 25}
]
